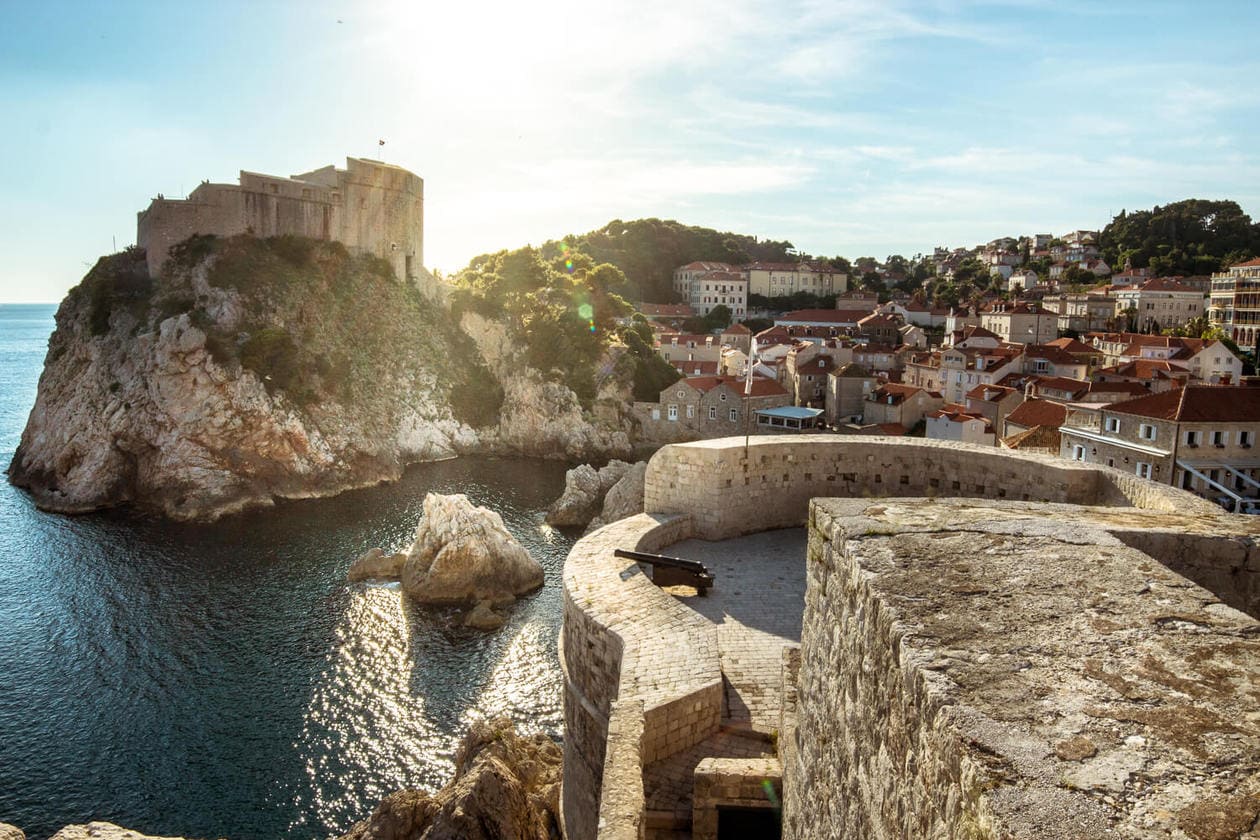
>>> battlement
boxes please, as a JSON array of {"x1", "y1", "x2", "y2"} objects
[
  {"x1": 136, "y1": 157, "x2": 423, "y2": 281},
  {"x1": 562, "y1": 436, "x2": 1260, "y2": 839}
]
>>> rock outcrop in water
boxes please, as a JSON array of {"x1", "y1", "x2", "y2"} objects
[
  {"x1": 545, "y1": 459, "x2": 634, "y2": 526},
  {"x1": 338, "y1": 717, "x2": 562, "y2": 840},
  {"x1": 401, "y1": 493, "x2": 542, "y2": 606},
  {"x1": 349, "y1": 493, "x2": 542, "y2": 628},
  {"x1": 7, "y1": 241, "x2": 486, "y2": 521},
  {"x1": 9, "y1": 237, "x2": 639, "y2": 521},
  {"x1": 46, "y1": 825, "x2": 187, "y2": 840},
  {"x1": 545, "y1": 459, "x2": 647, "y2": 531},
  {"x1": 585, "y1": 460, "x2": 647, "y2": 534}
]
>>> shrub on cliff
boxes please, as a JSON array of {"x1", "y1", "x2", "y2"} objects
[
  {"x1": 453, "y1": 246, "x2": 633, "y2": 407},
  {"x1": 72, "y1": 249, "x2": 152, "y2": 336},
  {"x1": 240, "y1": 327, "x2": 309, "y2": 398}
]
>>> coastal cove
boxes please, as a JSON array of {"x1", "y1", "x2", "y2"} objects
[{"x1": 0, "y1": 304, "x2": 576, "y2": 840}]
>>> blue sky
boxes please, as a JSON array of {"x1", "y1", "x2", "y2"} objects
[{"x1": 2, "y1": 0, "x2": 1258, "y2": 302}]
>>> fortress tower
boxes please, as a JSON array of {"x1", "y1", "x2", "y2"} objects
[{"x1": 136, "y1": 157, "x2": 423, "y2": 282}]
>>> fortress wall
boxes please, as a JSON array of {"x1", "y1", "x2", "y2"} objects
[
  {"x1": 136, "y1": 158, "x2": 423, "y2": 282},
  {"x1": 340, "y1": 158, "x2": 423, "y2": 281},
  {"x1": 564, "y1": 438, "x2": 1255, "y2": 839},
  {"x1": 1108, "y1": 528, "x2": 1260, "y2": 619},
  {"x1": 643, "y1": 436, "x2": 1216, "y2": 541},
  {"x1": 561, "y1": 513, "x2": 719, "y2": 840},
  {"x1": 137, "y1": 186, "x2": 246, "y2": 278},
  {"x1": 786, "y1": 498, "x2": 1260, "y2": 840}
]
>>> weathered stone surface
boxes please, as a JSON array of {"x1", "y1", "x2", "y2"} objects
[
  {"x1": 546, "y1": 459, "x2": 635, "y2": 527},
  {"x1": 347, "y1": 547, "x2": 407, "y2": 581},
  {"x1": 47, "y1": 823, "x2": 188, "y2": 840},
  {"x1": 0, "y1": 824, "x2": 24, "y2": 840},
  {"x1": 401, "y1": 493, "x2": 542, "y2": 605},
  {"x1": 338, "y1": 717, "x2": 562, "y2": 840},
  {"x1": 545, "y1": 464, "x2": 602, "y2": 526},
  {"x1": 460, "y1": 311, "x2": 634, "y2": 462},
  {"x1": 7, "y1": 247, "x2": 477, "y2": 522},
  {"x1": 585, "y1": 460, "x2": 647, "y2": 533},
  {"x1": 464, "y1": 599, "x2": 507, "y2": 630},
  {"x1": 784, "y1": 498, "x2": 1260, "y2": 840}
]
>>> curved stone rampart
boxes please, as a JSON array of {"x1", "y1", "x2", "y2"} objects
[
  {"x1": 563, "y1": 435, "x2": 1241, "y2": 839},
  {"x1": 561, "y1": 513, "x2": 720, "y2": 840},
  {"x1": 644, "y1": 435, "x2": 1216, "y2": 540}
]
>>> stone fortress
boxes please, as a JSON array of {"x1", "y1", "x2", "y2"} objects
[
  {"x1": 563, "y1": 436, "x2": 1260, "y2": 839},
  {"x1": 135, "y1": 157, "x2": 423, "y2": 282}
]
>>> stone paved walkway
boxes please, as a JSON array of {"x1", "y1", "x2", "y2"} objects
[{"x1": 663, "y1": 528, "x2": 808, "y2": 732}]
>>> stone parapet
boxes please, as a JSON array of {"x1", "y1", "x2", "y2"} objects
[
  {"x1": 643, "y1": 435, "x2": 1216, "y2": 540},
  {"x1": 785, "y1": 497, "x2": 1260, "y2": 840},
  {"x1": 561, "y1": 513, "x2": 721, "y2": 840}
]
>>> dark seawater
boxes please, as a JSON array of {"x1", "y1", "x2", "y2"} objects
[{"x1": 0, "y1": 304, "x2": 578, "y2": 839}]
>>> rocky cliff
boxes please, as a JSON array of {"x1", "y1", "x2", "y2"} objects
[
  {"x1": 9, "y1": 236, "x2": 637, "y2": 520},
  {"x1": 459, "y1": 311, "x2": 634, "y2": 461},
  {"x1": 338, "y1": 717, "x2": 562, "y2": 840}
]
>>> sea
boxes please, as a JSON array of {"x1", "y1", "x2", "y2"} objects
[{"x1": 0, "y1": 303, "x2": 579, "y2": 839}]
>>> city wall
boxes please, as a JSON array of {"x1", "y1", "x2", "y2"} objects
[
  {"x1": 642, "y1": 435, "x2": 1217, "y2": 541},
  {"x1": 563, "y1": 436, "x2": 1260, "y2": 839},
  {"x1": 786, "y1": 498, "x2": 1260, "y2": 839}
]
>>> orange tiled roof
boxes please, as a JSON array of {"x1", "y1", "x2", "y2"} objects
[
  {"x1": 1108, "y1": 385, "x2": 1260, "y2": 422},
  {"x1": 1006, "y1": 398, "x2": 1069, "y2": 429}
]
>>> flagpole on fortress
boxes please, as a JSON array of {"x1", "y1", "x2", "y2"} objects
[{"x1": 743, "y1": 337, "x2": 758, "y2": 459}]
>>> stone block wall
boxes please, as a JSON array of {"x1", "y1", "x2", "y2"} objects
[
  {"x1": 562, "y1": 437, "x2": 1255, "y2": 840},
  {"x1": 784, "y1": 498, "x2": 1260, "y2": 840},
  {"x1": 561, "y1": 513, "x2": 721, "y2": 840},
  {"x1": 136, "y1": 157, "x2": 423, "y2": 282},
  {"x1": 644, "y1": 435, "x2": 1215, "y2": 540}
]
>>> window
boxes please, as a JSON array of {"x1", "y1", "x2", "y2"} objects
[
  {"x1": 1241, "y1": 430, "x2": 1253, "y2": 448},
  {"x1": 1072, "y1": 445, "x2": 1086, "y2": 461},
  {"x1": 1139, "y1": 424, "x2": 1156, "y2": 441},
  {"x1": 729, "y1": 408, "x2": 738, "y2": 422},
  {"x1": 1106, "y1": 457, "x2": 1116, "y2": 468},
  {"x1": 1104, "y1": 417, "x2": 1120, "y2": 433},
  {"x1": 708, "y1": 406, "x2": 717, "y2": 420},
  {"x1": 1185, "y1": 430, "x2": 1201, "y2": 447},
  {"x1": 1212, "y1": 430, "x2": 1228, "y2": 447},
  {"x1": 720, "y1": 393, "x2": 727, "y2": 401},
  {"x1": 686, "y1": 404, "x2": 695, "y2": 419},
  {"x1": 667, "y1": 404, "x2": 678, "y2": 421},
  {"x1": 1136, "y1": 462, "x2": 1152, "y2": 479}
]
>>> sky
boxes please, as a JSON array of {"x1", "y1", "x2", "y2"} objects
[{"x1": 1, "y1": 0, "x2": 1258, "y2": 302}]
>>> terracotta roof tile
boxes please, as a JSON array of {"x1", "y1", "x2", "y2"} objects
[
  {"x1": 1108, "y1": 385, "x2": 1260, "y2": 422},
  {"x1": 1006, "y1": 398, "x2": 1069, "y2": 429}
]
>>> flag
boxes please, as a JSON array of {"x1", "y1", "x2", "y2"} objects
[{"x1": 745, "y1": 337, "x2": 758, "y2": 396}]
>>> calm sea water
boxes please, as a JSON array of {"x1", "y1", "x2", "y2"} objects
[{"x1": 0, "y1": 304, "x2": 578, "y2": 839}]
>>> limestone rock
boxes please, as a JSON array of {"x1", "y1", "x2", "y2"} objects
[
  {"x1": 464, "y1": 600, "x2": 508, "y2": 631},
  {"x1": 401, "y1": 493, "x2": 543, "y2": 604},
  {"x1": 7, "y1": 244, "x2": 478, "y2": 522},
  {"x1": 348, "y1": 547, "x2": 407, "y2": 581},
  {"x1": 586, "y1": 460, "x2": 647, "y2": 534},
  {"x1": 460, "y1": 311, "x2": 635, "y2": 462},
  {"x1": 48, "y1": 824, "x2": 189, "y2": 840},
  {"x1": 338, "y1": 717, "x2": 562, "y2": 840},
  {"x1": 0, "y1": 824, "x2": 24, "y2": 840},
  {"x1": 545, "y1": 460, "x2": 632, "y2": 527}
]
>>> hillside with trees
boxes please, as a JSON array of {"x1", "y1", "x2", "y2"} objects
[
  {"x1": 1100, "y1": 199, "x2": 1259, "y2": 276},
  {"x1": 539, "y1": 218, "x2": 837, "y2": 303}
]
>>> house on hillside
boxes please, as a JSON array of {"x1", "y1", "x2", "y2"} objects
[
  {"x1": 826, "y1": 363, "x2": 877, "y2": 426},
  {"x1": 926, "y1": 403, "x2": 995, "y2": 446},
  {"x1": 1059, "y1": 385, "x2": 1260, "y2": 507},
  {"x1": 633, "y1": 375, "x2": 790, "y2": 444},
  {"x1": 862, "y1": 383, "x2": 944, "y2": 431}
]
